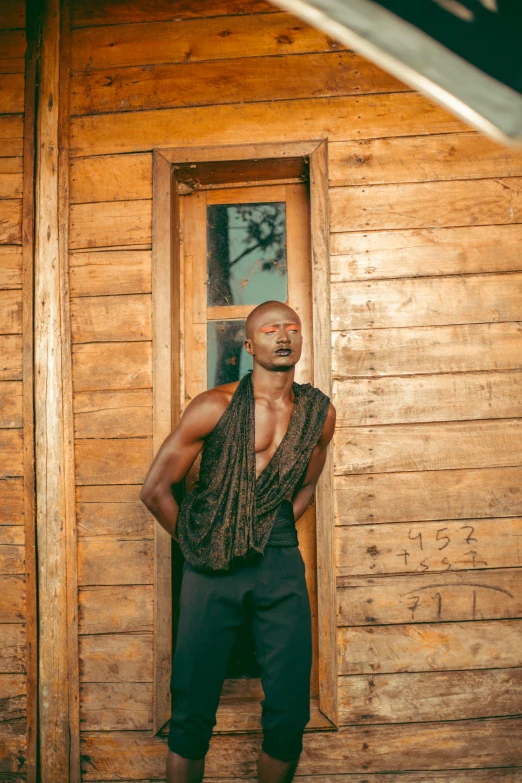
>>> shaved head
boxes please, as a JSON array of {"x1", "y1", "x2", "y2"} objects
[{"x1": 245, "y1": 300, "x2": 301, "y2": 340}]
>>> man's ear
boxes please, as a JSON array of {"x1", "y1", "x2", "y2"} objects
[{"x1": 244, "y1": 338, "x2": 254, "y2": 356}]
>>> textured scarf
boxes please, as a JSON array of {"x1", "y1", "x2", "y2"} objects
[{"x1": 176, "y1": 371, "x2": 330, "y2": 572}]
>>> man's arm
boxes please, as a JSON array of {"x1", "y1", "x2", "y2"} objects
[
  {"x1": 139, "y1": 390, "x2": 228, "y2": 540},
  {"x1": 292, "y1": 402, "x2": 336, "y2": 521}
]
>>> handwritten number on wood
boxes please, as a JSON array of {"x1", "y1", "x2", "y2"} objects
[
  {"x1": 408, "y1": 529, "x2": 423, "y2": 550},
  {"x1": 436, "y1": 528, "x2": 451, "y2": 550},
  {"x1": 460, "y1": 525, "x2": 478, "y2": 545}
]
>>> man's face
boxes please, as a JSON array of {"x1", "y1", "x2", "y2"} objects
[{"x1": 244, "y1": 306, "x2": 302, "y2": 371}]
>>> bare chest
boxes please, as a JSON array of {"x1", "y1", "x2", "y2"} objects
[{"x1": 254, "y1": 400, "x2": 294, "y2": 479}]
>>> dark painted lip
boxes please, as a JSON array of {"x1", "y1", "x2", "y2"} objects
[{"x1": 274, "y1": 348, "x2": 292, "y2": 354}]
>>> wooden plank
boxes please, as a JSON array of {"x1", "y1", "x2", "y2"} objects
[
  {"x1": 70, "y1": 51, "x2": 405, "y2": 116},
  {"x1": 70, "y1": 13, "x2": 341, "y2": 71},
  {"x1": 72, "y1": 341, "x2": 151, "y2": 391},
  {"x1": 0, "y1": 289, "x2": 22, "y2": 333},
  {"x1": 0, "y1": 30, "x2": 26, "y2": 61},
  {"x1": 0, "y1": 246, "x2": 22, "y2": 288},
  {"x1": 0, "y1": 429, "x2": 23, "y2": 477},
  {"x1": 0, "y1": 334, "x2": 22, "y2": 379},
  {"x1": 74, "y1": 437, "x2": 152, "y2": 485},
  {"x1": 0, "y1": 57, "x2": 25, "y2": 74},
  {"x1": 0, "y1": 718, "x2": 26, "y2": 775},
  {"x1": 330, "y1": 224, "x2": 522, "y2": 282},
  {"x1": 337, "y1": 568, "x2": 522, "y2": 623},
  {"x1": 332, "y1": 322, "x2": 522, "y2": 378},
  {"x1": 0, "y1": 115, "x2": 24, "y2": 157},
  {"x1": 70, "y1": 93, "x2": 464, "y2": 158},
  {"x1": 330, "y1": 177, "x2": 522, "y2": 233},
  {"x1": 0, "y1": 478, "x2": 23, "y2": 524},
  {"x1": 70, "y1": 293, "x2": 151, "y2": 343},
  {"x1": 336, "y1": 517, "x2": 522, "y2": 578},
  {"x1": 0, "y1": 529, "x2": 24, "y2": 573},
  {"x1": 69, "y1": 200, "x2": 151, "y2": 249},
  {"x1": 73, "y1": 389, "x2": 152, "y2": 438},
  {"x1": 338, "y1": 668, "x2": 522, "y2": 725},
  {"x1": 79, "y1": 585, "x2": 153, "y2": 634},
  {"x1": 0, "y1": 380, "x2": 22, "y2": 427},
  {"x1": 79, "y1": 718, "x2": 522, "y2": 777},
  {"x1": 0, "y1": 0, "x2": 25, "y2": 28},
  {"x1": 0, "y1": 73, "x2": 24, "y2": 114},
  {"x1": 77, "y1": 499, "x2": 153, "y2": 539},
  {"x1": 329, "y1": 131, "x2": 522, "y2": 187},
  {"x1": 78, "y1": 541, "x2": 153, "y2": 586},
  {"x1": 333, "y1": 371, "x2": 522, "y2": 426},
  {"x1": 69, "y1": 154, "x2": 151, "y2": 203},
  {"x1": 334, "y1": 418, "x2": 522, "y2": 476},
  {"x1": 339, "y1": 620, "x2": 522, "y2": 675},
  {"x1": 334, "y1": 465, "x2": 522, "y2": 526},
  {"x1": 0, "y1": 157, "x2": 23, "y2": 198},
  {"x1": 0, "y1": 623, "x2": 25, "y2": 672},
  {"x1": 0, "y1": 574, "x2": 24, "y2": 621},
  {"x1": 192, "y1": 774, "x2": 522, "y2": 783},
  {"x1": 77, "y1": 484, "x2": 142, "y2": 503},
  {"x1": 69, "y1": 249, "x2": 151, "y2": 297},
  {"x1": 332, "y1": 271, "x2": 522, "y2": 330},
  {"x1": 79, "y1": 633, "x2": 153, "y2": 682},
  {"x1": 0, "y1": 199, "x2": 22, "y2": 243},
  {"x1": 79, "y1": 682, "x2": 152, "y2": 731},
  {"x1": 71, "y1": 0, "x2": 275, "y2": 27},
  {"x1": 0, "y1": 673, "x2": 26, "y2": 722}
]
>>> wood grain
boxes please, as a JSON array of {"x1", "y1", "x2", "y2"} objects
[
  {"x1": 0, "y1": 115, "x2": 24, "y2": 157},
  {"x1": 0, "y1": 477, "x2": 23, "y2": 523},
  {"x1": 0, "y1": 157, "x2": 23, "y2": 198},
  {"x1": 0, "y1": 73, "x2": 24, "y2": 114},
  {"x1": 79, "y1": 633, "x2": 153, "y2": 682},
  {"x1": 70, "y1": 51, "x2": 404, "y2": 116},
  {"x1": 334, "y1": 465, "x2": 522, "y2": 525},
  {"x1": 72, "y1": 341, "x2": 151, "y2": 391},
  {"x1": 0, "y1": 623, "x2": 25, "y2": 673},
  {"x1": 78, "y1": 585, "x2": 152, "y2": 633},
  {"x1": 0, "y1": 199, "x2": 22, "y2": 243},
  {"x1": 0, "y1": 574, "x2": 24, "y2": 622},
  {"x1": 79, "y1": 717, "x2": 522, "y2": 777},
  {"x1": 78, "y1": 541, "x2": 153, "y2": 586},
  {"x1": 69, "y1": 250, "x2": 151, "y2": 297},
  {"x1": 71, "y1": 0, "x2": 275, "y2": 27},
  {"x1": 76, "y1": 484, "x2": 142, "y2": 503},
  {"x1": 0, "y1": 334, "x2": 22, "y2": 379},
  {"x1": 0, "y1": 246, "x2": 22, "y2": 288},
  {"x1": 74, "y1": 774, "x2": 522, "y2": 783},
  {"x1": 330, "y1": 224, "x2": 522, "y2": 281},
  {"x1": 70, "y1": 13, "x2": 340, "y2": 71},
  {"x1": 0, "y1": 526, "x2": 24, "y2": 572},
  {"x1": 337, "y1": 514, "x2": 510, "y2": 573},
  {"x1": 333, "y1": 322, "x2": 522, "y2": 378},
  {"x1": 332, "y1": 271, "x2": 522, "y2": 330},
  {"x1": 0, "y1": 30, "x2": 26, "y2": 61},
  {"x1": 330, "y1": 177, "x2": 522, "y2": 233},
  {"x1": 69, "y1": 155, "x2": 152, "y2": 203},
  {"x1": 0, "y1": 673, "x2": 26, "y2": 722},
  {"x1": 0, "y1": 0, "x2": 25, "y2": 29},
  {"x1": 79, "y1": 682, "x2": 152, "y2": 731},
  {"x1": 74, "y1": 437, "x2": 152, "y2": 485},
  {"x1": 338, "y1": 668, "x2": 522, "y2": 725},
  {"x1": 338, "y1": 620, "x2": 522, "y2": 674},
  {"x1": 73, "y1": 389, "x2": 152, "y2": 438},
  {"x1": 69, "y1": 200, "x2": 151, "y2": 249},
  {"x1": 333, "y1": 371, "x2": 522, "y2": 426},
  {"x1": 70, "y1": 293, "x2": 151, "y2": 343},
  {"x1": 334, "y1": 418, "x2": 522, "y2": 476},
  {"x1": 337, "y1": 568, "x2": 522, "y2": 622},
  {"x1": 70, "y1": 93, "x2": 464, "y2": 157},
  {"x1": 0, "y1": 289, "x2": 22, "y2": 333},
  {"x1": 0, "y1": 380, "x2": 22, "y2": 427},
  {"x1": 329, "y1": 131, "x2": 522, "y2": 187},
  {"x1": 0, "y1": 429, "x2": 23, "y2": 476},
  {"x1": 76, "y1": 499, "x2": 153, "y2": 539}
]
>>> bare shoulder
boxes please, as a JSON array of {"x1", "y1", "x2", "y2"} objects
[{"x1": 178, "y1": 380, "x2": 240, "y2": 439}]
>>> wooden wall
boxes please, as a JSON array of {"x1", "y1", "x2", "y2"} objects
[
  {"x1": 2, "y1": 0, "x2": 522, "y2": 778},
  {"x1": 0, "y1": 0, "x2": 37, "y2": 779}
]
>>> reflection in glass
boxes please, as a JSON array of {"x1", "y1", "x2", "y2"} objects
[
  {"x1": 207, "y1": 202, "x2": 287, "y2": 307},
  {"x1": 207, "y1": 320, "x2": 253, "y2": 388}
]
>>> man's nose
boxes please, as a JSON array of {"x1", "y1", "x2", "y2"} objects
[{"x1": 277, "y1": 331, "x2": 290, "y2": 343}]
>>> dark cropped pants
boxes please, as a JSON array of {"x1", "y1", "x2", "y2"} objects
[{"x1": 167, "y1": 545, "x2": 312, "y2": 761}]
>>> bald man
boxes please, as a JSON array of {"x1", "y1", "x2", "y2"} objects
[{"x1": 140, "y1": 300, "x2": 336, "y2": 783}]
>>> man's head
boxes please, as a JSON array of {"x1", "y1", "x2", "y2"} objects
[{"x1": 244, "y1": 300, "x2": 302, "y2": 371}]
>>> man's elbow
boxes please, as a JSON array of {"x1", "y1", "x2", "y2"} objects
[{"x1": 139, "y1": 483, "x2": 155, "y2": 508}]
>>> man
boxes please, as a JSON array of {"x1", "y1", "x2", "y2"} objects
[{"x1": 140, "y1": 300, "x2": 335, "y2": 783}]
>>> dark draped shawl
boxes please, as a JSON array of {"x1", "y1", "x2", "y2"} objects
[{"x1": 176, "y1": 371, "x2": 330, "y2": 572}]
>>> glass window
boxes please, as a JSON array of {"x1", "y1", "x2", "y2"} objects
[
  {"x1": 207, "y1": 202, "x2": 287, "y2": 307},
  {"x1": 207, "y1": 320, "x2": 253, "y2": 388}
]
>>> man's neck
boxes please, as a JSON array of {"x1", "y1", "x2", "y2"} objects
[{"x1": 250, "y1": 364, "x2": 295, "y2": 403}]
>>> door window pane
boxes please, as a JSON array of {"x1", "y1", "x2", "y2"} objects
[
  {"x1": 207, "y1": 320, "x2": 253, "y2": 388},
  {"x1": 207, "y1": 202, "x2": 287, "y2": 307}
]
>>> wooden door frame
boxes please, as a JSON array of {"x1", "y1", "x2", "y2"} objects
[{"x1": 151, "y1": 140, "x2": 337, "y2": 733}]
